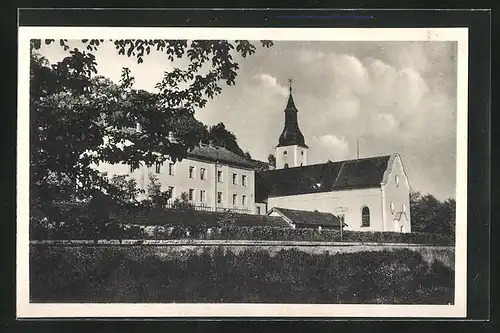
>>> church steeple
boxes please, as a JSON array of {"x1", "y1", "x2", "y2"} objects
[
  {"x1": 277, "y1": 79, "x2": 308, "y2": 149},
  {"x1": 275, "y1": 79, "x2": 309, "y2": 170}
]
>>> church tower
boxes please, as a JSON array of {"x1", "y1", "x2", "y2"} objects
[{"x1": 276, "y1": 79, "x2": 309, "y2": 169}]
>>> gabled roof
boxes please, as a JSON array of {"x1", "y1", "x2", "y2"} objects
[
  {"x1": 116, "y1": 209, "x2": 290, "y2": 228},
  {"x1": 268, "y1": 207, "x2": 345, "y2": 228},
  {"x1": 187, "y1": 144, "x2": 256, "y2": 169},
  {"x1": 256, "y1": 155, "x2": 392, "y2": 200}
]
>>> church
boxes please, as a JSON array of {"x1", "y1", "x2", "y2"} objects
[
  {"x1": 254, "y1": 81, "x2": 412, "y2": 233},
  {"x1": 95, "y1": 81, "x2": 412, "y2": 233}
]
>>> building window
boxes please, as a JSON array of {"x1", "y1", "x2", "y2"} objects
[
  {"x1": 168, "y1": 163, "x2": 175, "y2": 176},
  {"x1": 301, "y1": 151, "x2": 304, "y2": 155},
  {"x1": 155, "y1": 161, "x2": 162, "y2": 174},
  {"x1": 242, "y1": 175, "x2": 247, "y2": 186},
  {"x1": 233, "y1": 173, "x2": 238, "y2": 185},
  {"x1": 390, "y1": 201, "x2": 395, "y2": 213},
  {"x1": 283, "y1": 151, "x2": 287, "y2": 155},
  {"x1": 232, "y1": 193, "x2": 237, "y2": 205},
  {"x1": 284, "y1": 163, "x2": 289, "y2": 168},
  {"x1": 242, "y1": 195, "x2": 247, "y2": 206},
  {"x1": 189, "y1": 166, "x2": 195, "y2": 178},
  {"x1": 361, "y1": 206, "x2": 370, "y2": 227},
  {"x1": 200, "y1": 190, "x2": 206, "y2": 203},
  {"x1": 217, "y1": 170, "x2": 223, "y2": 183},
  {"x1": 200, "y1": 168, "x2": 206, "y2": 180},
  {"x1": 395, "y1": 175, "x2": 400, "y2": 187},
  {"x1": 217, "y1": 192, "x2": 223, "y2": 204},
  {"x1": 188, "y1": 189, "x2": 195, "y2": 201},
  {"x1": 257, "y1": 206, "x2": 261, "y2": 215},
  {"x1": 167, "y1": 186, "x2": 174, "y2": 199}
]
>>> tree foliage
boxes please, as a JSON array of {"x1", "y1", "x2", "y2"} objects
[
  {"x1": 143, "y1": 173, "x2": 171, "y2": 209},
  {"x1": 171, "y1": 192, "x2": 195, "y2": 212},
  {"x1": 203, "y1": 122, "x2": 246, "y2": 157},
  {"x1": 410, "y1": 191, "x2": 456, "y2": 235},
  {"x1": 268, "y1": 154, "x2": 276, "y2": 167},
  {"x1": 30, "y1": 39, "x2": 273, "y2": 210}
]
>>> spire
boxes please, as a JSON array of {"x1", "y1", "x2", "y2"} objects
[
  {"x1": 277, "y1": 79, "x2": 308, "y2": 148},
  {"x1": 286, "y1": 78, "x2": 297, "y2": 109}
]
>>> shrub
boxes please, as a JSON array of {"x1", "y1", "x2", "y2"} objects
[{"x1": 29, "y1": 246, "x2": 454, "y2": 304}]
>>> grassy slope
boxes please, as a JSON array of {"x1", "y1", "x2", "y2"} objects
[{"x1": 30, "y1": 246, "x2": 454, "y2": 304}]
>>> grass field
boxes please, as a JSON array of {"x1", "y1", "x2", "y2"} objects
[{"x1": 30, "y1": 245, "x2": 454, "y2": 304}]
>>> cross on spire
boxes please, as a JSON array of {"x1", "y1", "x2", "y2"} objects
[{"x1": 288, "y1": 78, "x2": 293, "y2": 93}]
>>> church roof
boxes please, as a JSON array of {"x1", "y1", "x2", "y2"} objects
[
  {"x1": 268, "y1": 207, "x2": 346, "y2": 228},
  {"x1": 187, "y1": 144, "x2": 256, "y2": 169},
  {"x1": 255, "y1": 155, "x2": 392, "y2": 200}
]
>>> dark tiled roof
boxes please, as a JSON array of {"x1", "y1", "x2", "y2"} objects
[
  {"x1": 187, "y1": 144, "x2": 256, "y2": 169},
  {"x1": 270, "y1": 207, "x2": 344, "y2": 228},
  {"x1": 116, "y1": 209, "x2": 289, "y2": 228},
  {"x1": 256, "y1": 155, "x2": 392, "y2": 199}
]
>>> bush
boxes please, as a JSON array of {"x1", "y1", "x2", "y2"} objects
[
  {"x1": 30, "y1": 202, "x2": 454, "y2": 245},
  {"x1": 30, "y1": 216, "x2": 454, "y2": 245},
  {"x1": 30, "y1": 246, "x2": 454, "y2": 304}
]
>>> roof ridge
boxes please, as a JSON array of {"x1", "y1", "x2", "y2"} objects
[{"x1": 332, "y1": 161, "x2": 346, "y2": 188}]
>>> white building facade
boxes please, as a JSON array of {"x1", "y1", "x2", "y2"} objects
[{"x1": 95, "y1": 143, "x2": 258, "y2": 214}]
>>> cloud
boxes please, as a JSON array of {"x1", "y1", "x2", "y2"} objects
[
  {"x1": 311, "y1": 135, "x2": 350, "y2": 161},
  {"x1": 253, "y1": 73, "x2": 288, "y2": 97}
]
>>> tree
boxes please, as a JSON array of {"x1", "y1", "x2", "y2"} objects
[
  {"x1": 204, "y1": 122, "x2": 246, "y2": 156},
  {"x1": 144, "y1": 173, "x2": 171, "y2": 209},
  {"x1": 268, "y1": 154, "x2": 276, "y2": 167},
  {"x1": 410, "y1": 191, "x2": 455, "y2": 235},
  {"x1": 171, "y1": 192, "x2": 195, "y2": 212},
  {"x1": 30, "y1": 39, "x2": 273, "y2": 210}
]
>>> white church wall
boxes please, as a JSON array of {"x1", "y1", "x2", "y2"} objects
[
  {"x1": 381, "y1": 154, "x2": 412, "y2": 233},
  {"x1": 267, "y1": 188, "x2": 385, "y2": 232}
]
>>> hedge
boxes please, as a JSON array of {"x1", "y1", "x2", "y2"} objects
[
  {"x1": 30, "y1": 216, "x2": 454, "y2": 245},
  {"x1": 29, "y1": 246, "x2": 454, "y2": 304}
]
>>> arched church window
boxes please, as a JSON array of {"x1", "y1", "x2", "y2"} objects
[
  {"x1": 283, "y1": 151, "x2": 287, "y2": 155},
  {"x1": 361, "y1": 206, "x2": 370, "y2": 227},
  {"x1": 284, "y1": 163, "x2": 289, "y2": 168},
  {"x1": 390, "y1": 201, "x2": 395, "y2": 213},
  {"x1": 395, "y1": 175, "x2": 400, "y2": 187},
  {"x1": 301, "y1": 151, "x2": 304, "y2": 155}
]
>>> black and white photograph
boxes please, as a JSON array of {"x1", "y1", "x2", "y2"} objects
[{"x1": 17, "y1": 25, "x2": 468, "y2": 318}]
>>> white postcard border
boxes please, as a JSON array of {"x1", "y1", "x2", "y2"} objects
[{"x1": 17, "y1": 27, "x2": 469, "y2": 318}]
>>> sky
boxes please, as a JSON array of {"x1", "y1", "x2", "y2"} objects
[{"x1": 37, "y1": 40, "x2": 458, "y2": 200}]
